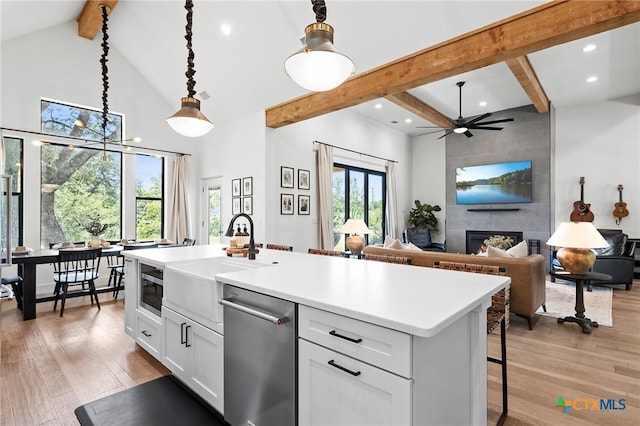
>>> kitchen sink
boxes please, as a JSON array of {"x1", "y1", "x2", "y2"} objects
[{"x1": 163, "y1": 257, "x2": 273, "y2": 331}]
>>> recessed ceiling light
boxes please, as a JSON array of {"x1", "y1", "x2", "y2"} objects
[
  {"x1": 374, "y1": 103, "x2": 382, "y2": 109},
  {"x1": 586, "y1": 76, "x2": 598, "y2": 83},
  {"x1": 479, "y1": 101, "x2": 487, "y2": 107},
  {"x1": 220, "y1": 23, "x2": 232, "y2": 36},
  {"x1": 405, "y1": 118, "x2": 412, "y2": 124},
  {"x1": 582, "y1": 44, "x2": 596, "y2": 53}
]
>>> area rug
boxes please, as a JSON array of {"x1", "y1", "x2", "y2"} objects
[
  {"x1": 75, "y1": 375, "x2": 225, "y2": 426},
  {"x1": 535, "y1": 280, "x2": 613, "y2": 327}
]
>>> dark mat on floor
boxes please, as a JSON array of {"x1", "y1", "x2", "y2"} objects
[{"x1": 75, "y1": 375, "x2": 226, "y2": 426}]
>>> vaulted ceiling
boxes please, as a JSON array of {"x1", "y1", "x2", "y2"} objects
[{"x1": 2, "y1": 1, "x2": 639, "y2": 136}]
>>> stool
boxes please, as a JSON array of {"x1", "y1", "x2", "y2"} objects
[{"x1": 1, "y1": 276, "x2": 23, "y2": 310}]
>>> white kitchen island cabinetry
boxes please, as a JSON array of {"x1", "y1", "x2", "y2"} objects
[{"x1": 162, "y1": 306, "x2": 224, "y2": 414}]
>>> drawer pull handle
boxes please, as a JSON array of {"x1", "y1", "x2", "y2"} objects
[
  {"x1": 329, "y1": 330, "x2": 362, "y2": 344},
  {"x1": 141, "y1": 330, "x2": 152, "y2": 337},
  {"x1": 328, "y1": 360, "x2": 361, "y2": 377}
]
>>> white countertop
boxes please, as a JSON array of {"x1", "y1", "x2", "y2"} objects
[{"x1": 124, "y1": 245, "x2": 510, "y2": 337}]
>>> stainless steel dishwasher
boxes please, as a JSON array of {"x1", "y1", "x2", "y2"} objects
[{"x1": 220, "y1": 285, "x2": 296, "y2": 426}]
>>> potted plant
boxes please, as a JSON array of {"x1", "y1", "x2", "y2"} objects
[
  {"x1": 406, "y1": 200, "x2": 442, "y2": 250},
  {"x1": 82, "y1": 216, "x2": 112, "y2": 247}
]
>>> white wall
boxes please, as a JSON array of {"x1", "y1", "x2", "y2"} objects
[
  {"x1": 411, "y1": 133, "x2": 447, "y2": 243},
  {"x1": 555, "y1": 98, "x2": 640, "y2": 237},
  {"x1": 265, "y1": 110, "x2": 413, "y2": 252}
]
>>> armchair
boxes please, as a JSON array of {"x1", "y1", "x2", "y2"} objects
[
  {"x1": 402, "y1": 228, "x2": 446, "y2": 252},
  {"x1": 591, "y1": 229, "x2": 635, "y2": 290}
]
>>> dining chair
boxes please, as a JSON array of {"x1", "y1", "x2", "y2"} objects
[
  {"x1": 1, "y1": 275, "x2": 23, "y2": 310},
  {"x1": 432, "y1": 260, "x2": 509, "y2": 426},
  {"x1": 106, "y1": 253, "x2": 125, "y2": 299},
  {"x1": 307, "y1": 248, "x2": 344, "y2": 257},
  {"x1": 53, "y1": 247, "x2": 102, "y2": 317},
  {"x1": 182, "y1": 238, "x2": 196, "y2": 246},
  {"x1": 266, "y1": 243, "x2": 293, "y2": 251},
  {"x1": 363, "y1": 253, "x2": 412, "y2": 265}
]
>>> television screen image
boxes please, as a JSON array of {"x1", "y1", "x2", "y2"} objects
[{"x1": 456, "y1": 160, "x2": 532, "y2": 204}]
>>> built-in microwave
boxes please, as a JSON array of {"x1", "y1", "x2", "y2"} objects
[{"x1": 139, "y1": 263, "x2": 163, "y2": 317}]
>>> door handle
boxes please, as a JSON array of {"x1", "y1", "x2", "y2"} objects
[
  {"x1": 185, "y1": 325, "x2": 192, "y2": 347},
  {"x1": 180, "y1": 322, "x2": 187, "y2": 345}
]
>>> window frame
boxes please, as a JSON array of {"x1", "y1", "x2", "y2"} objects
[{"x1": 2, "y1": 137, "x2": 24, "y2": 247}]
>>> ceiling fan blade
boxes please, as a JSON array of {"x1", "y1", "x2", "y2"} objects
[
  {"x1": 417, "y1": 129, "x2": 447, "y2": 136},
  {"x1": 471, "y1": 117, "x2": 514, "y2": 126},
  {"x1": 467, "y1": 126, "x2": 504, "y2": 131},
  {"x1": 465, "y1": 112, "x2": 492, "y2": 125},
  {"x1": 415, "y1": 125, "x2": 447, "y2": 129},
  {"x1": 464, "y1": 130, "x2": 474, "y2": 138},
  {"x1": 438, "y1": 130, "x2": 454, "y2": 140}
]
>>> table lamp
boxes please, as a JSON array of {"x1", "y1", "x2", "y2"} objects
[
  {"x1": 546, "y1": 222, "x2": 609, "y2": 274},
  {"x1": 339, "y1": 219, "x2": 371, "y2": 255}
]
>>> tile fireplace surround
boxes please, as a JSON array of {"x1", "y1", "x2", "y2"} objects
[{"x1": 466, "y1": 230, "x2": 524, "y2": 254}]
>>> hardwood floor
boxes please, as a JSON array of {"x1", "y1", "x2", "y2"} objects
[{"x1": 1, "y1": 280, "x2": 638, "y2": 425}]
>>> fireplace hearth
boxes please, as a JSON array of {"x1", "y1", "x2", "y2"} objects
[{"x1": 466, "y1": 230, "x2": 523, "y2": 255}]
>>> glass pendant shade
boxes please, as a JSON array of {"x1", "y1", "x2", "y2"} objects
[
  {"x1": 166, "y1": 97, "x2": 214, "y2": 138},
  {"x1": 285, "y1": 23, "x2": 354, "y2": 92}
]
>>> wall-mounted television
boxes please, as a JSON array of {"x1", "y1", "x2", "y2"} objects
[{"x1": 456, "y1": 160, "x2": 532, "y2": 204}]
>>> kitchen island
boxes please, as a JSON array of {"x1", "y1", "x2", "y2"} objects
[{"x1": 123, "y1": 244, "x2": 509, "y2": 425}]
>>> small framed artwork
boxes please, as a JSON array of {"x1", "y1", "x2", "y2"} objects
[
  {"x1": 281, "y1": 193, "x2": 294, "y2": 215},
  {"x1": 232, "y1": 197, "x2": 241, "y2": 214},
  {"x1": 242, "y1": 177, "x2": 253, "y2": 196},
  {"x1": 298, "y1": 195, "x2": 310, "y2": 215},
  {"x1": 243, "y1": 197, "x2": 253, "y2": 215},
  {"x1": 232, "y1": 179, "x2": 241, "y2": 197},
  {"x1": 281, "y1": 166, "x2": 294, "y2": 188},
  {"x1": 298, "y1": 169, "x2": 310, "y2": 190}
]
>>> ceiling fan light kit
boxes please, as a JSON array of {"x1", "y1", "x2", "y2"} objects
[
  {"x1": 166, "y1": 0, "x2": 214, "y2": 138},
  {"x1": 284, "y1": 0, "x2": 354, "y2": 92}
]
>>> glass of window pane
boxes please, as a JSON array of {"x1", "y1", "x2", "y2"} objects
[
  {"x1": 332, "y1": 166, "x2": 346, "y2": 251},
  {"x1": 368, "y1": 174, "x2": 384, "y2": 245}
]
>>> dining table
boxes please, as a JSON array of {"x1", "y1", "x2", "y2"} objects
[{"x1": 8, "y1": 246, "x2": 124, "y2": 321}]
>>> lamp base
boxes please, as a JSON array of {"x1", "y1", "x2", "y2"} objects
[
  {"x1": 346, "y1": 235, "x2": 365, "y2": 255},
  {"x1": 557, "y1": 247, "x2": 596, "y2": 274}
]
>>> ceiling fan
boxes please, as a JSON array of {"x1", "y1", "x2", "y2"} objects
[{"x1": 417, "y1": 81, "x2": 514, "y2": 139}]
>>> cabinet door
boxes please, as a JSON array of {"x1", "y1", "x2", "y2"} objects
[
  {"x1": 188, "y1": 320, "x2": 224, "y2": 414},
  {"x1": 162, "y1": 307, "x2": 189, "y2": 378},
  {"x1": 299, "y1": 339, "x2": 411, "y2": 426},
  {"x1": 123, "y1": 258, "x2": 137, "y2": 337}
]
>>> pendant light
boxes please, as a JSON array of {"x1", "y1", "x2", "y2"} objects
[
  {"x1": 284, "y1": 0, "x2": 354, "y2": 92},
  {"x1": 166, "y1": 0, "x2": 213, "y2": 137}
]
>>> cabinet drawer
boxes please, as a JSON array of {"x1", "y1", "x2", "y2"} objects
[
  {"x1": 299, "y1": 305, "x2": 411, "y2": 378},
  {"x1": 299, "y1": 339, "x2": 411, "y2": 426},
  {"x1": 136, "y1": 309, "x2": 161, "y2": 360}
]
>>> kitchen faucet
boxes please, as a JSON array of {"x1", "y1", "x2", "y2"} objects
[{"x1": 225, "y1": 213, "x2": 259, "y2": 260}]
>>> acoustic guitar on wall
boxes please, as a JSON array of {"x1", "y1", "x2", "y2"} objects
[
  {"x1": 570, "y1": 176, "x2": 594, "y2": 222},
  {"x1": 613, "y1": 184, "x2": 629, "y2": 224}
]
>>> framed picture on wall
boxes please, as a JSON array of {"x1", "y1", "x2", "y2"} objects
[
  {"x1": 243, "y1": 197, "x2": 253, "y2": 215},
  {"x1": 298, "y1": 195, "x2": 310, "y2": 215},
  {"x1": 298, "y1": 169, "x2": 310, "y2": 190},
  {"x1": 281, "y1": 193, "x2": 294, "y2": 215},
  {"x1": 232, "y1": 197, "x2": 241, "y2": 214},
  {"x1": 242, "y1": 177, "x2": 253, "y2": 196},
  {"x1": 281, "y1": 166, "x2": 294, "y2": 188},
  {"x1": 232, "y1": 179, "x2": 241, "y2": 197}
]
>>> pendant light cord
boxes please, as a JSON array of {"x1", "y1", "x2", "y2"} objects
[
  {"x1": 184, "y1": 0, "x2": 196, "y2": 98},
  {"x1": 312, "y1": 0, "x2": 327, "y2": 23},
  {"x1": 100, "y1": 5, "x2": 110, "y2": 159}
]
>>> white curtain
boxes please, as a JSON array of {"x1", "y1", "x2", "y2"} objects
[
  {"x1": 317, "y1": 144, "x2": 334, "y2": 249},
  {"x1": 385, "y1": 160, "x2": 398, "y2": 239},
  {"x1": 168, "y1": 155, "x2": 192, "y2": 244}
]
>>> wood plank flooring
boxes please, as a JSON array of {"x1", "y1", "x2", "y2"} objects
[{"x1": 1, "y1": 280, "x2": 639, "y2": 425}]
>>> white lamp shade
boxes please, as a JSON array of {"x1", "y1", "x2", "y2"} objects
[
  {"x1": 339, "y1": 219, "x2": 371, "y2": 235},
  {"x1": 284, "y1": 22, "x2": 354, "y2": 92},
  {"x1": 166, "y1": 97, "x2": 214, "y2": 137},
  {"x1": 546, "y1": 222, "x2": 609, "y2": 248}
]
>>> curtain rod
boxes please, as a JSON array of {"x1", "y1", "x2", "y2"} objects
[
  {"x1": 0, "y1": 126, "x2": 191, "y2": 157},
  {"x1": 313, "y1": 140, "x2": 397, "y2": 163}
]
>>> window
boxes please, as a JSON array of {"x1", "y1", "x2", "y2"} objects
[
  {"x1": 41, "y1": 99, "x2": 122, "y2": 141},
  {"x1": 136, "y1": 155, "x2": 164, "y2": 241},
  {"x1": 2, "y1": 137, "x2": 24, "y2": 248},
  {"x1": 333, "y1": 163, "x2": 386, "y2": 250}
]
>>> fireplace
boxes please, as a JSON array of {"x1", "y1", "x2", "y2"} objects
[{"x1": 466, "y1": 230, "x2": 523, "y2": 255}]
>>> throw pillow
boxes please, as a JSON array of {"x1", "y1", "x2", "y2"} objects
[
  {"x1": 487, "y1": 245, "x2": 511, "y2": 258},
  {"x1": 406, "y1": 242, "x2": 423, "y2": 251},
  {"x1": 387, "y1": 239, "x2": 406, "y2": 250},
  {"x1": 507, "y1": 240, "x2": 528, "y2": 258},
  {"x1": 383, "y1": 236, "x2": 395, "y2": 248}
]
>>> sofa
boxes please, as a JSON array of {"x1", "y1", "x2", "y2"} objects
[{"x1": 363, "y1": 245, "x2": 547, "y2": 329}]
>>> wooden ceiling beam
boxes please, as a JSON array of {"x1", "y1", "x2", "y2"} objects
[
  {"x1": 385, "y1": 92, "x2": 451, "y2": 129},
  {"x1": 266, "y1": 1, "x2": 640, "y2": 129},
  {"x1": 506, "y1": 55, "x2": 549, "y2": 113},
  {"x1": 77, "y1": 0, "x2": 119, "y2": 40}
]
